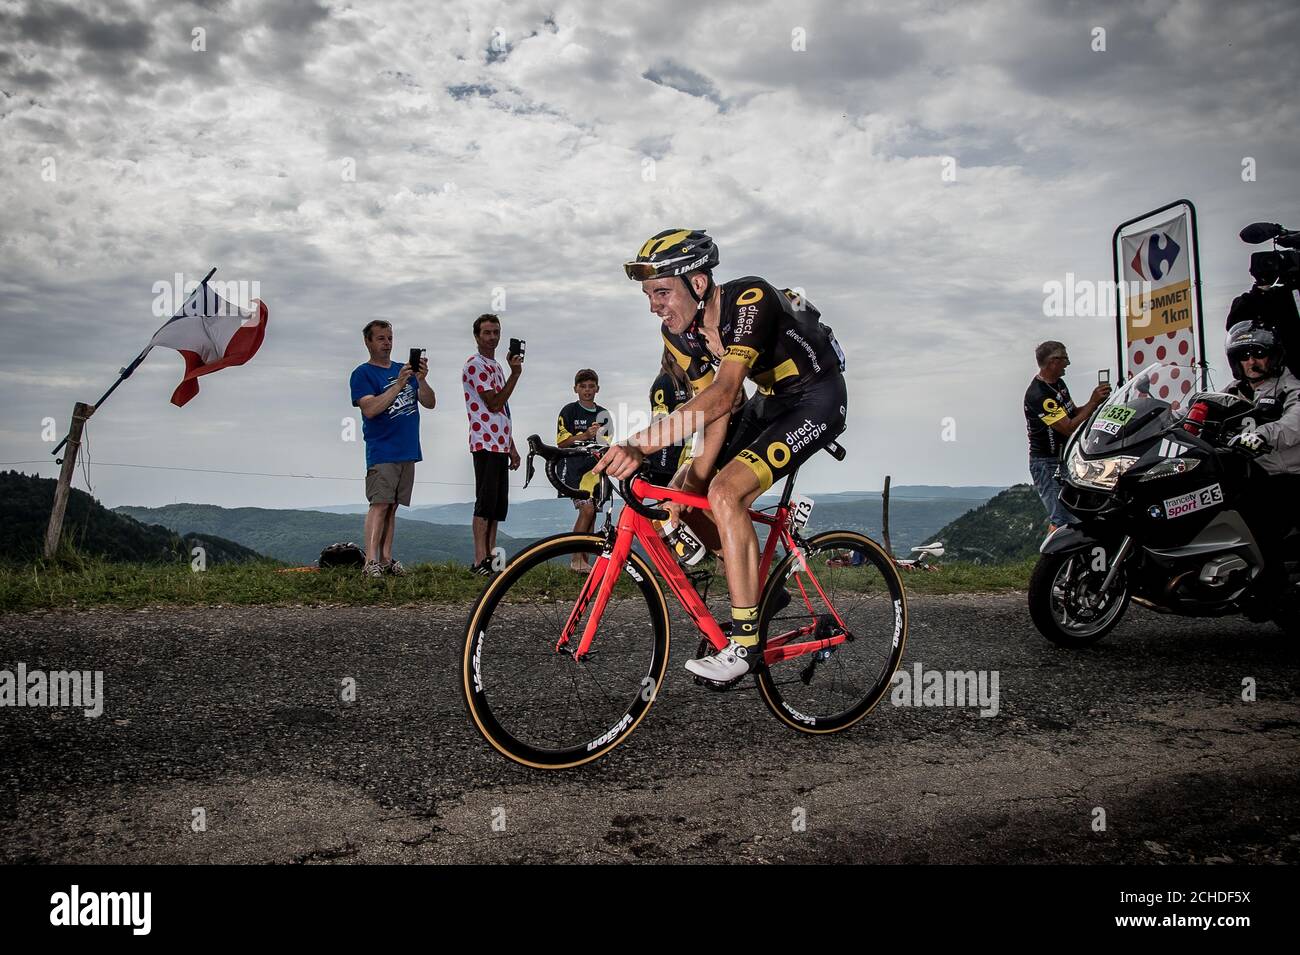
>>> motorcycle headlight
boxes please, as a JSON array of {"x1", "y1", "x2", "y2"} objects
[{"x1": 1066, "y1": 443, "x2": 1139, "y2": 491}]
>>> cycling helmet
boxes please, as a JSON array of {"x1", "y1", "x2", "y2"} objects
[
  {"x1": 624, "y1": 229, "x2": 718, "y2": 309},
  {"x1": 1226, "y1": 320, "x2": 1284, "y2": 380}
]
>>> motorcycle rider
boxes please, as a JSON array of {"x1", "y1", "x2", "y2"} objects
[{"x1": 1223, "y1": 320, "x2": 1300, "y2": 613}]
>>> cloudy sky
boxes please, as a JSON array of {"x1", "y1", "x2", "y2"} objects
[{"x1": 2, "y1": 0, "x2": 1298, "y2": 509}]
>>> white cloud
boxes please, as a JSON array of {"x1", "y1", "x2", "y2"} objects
[{"x1": 1, "y1": 0, "x2": 1296, "y2": 510}]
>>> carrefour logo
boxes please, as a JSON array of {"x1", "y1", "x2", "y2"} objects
[{"x1": 1130, "y1": 231, "x2": 1181, "y2": 281}]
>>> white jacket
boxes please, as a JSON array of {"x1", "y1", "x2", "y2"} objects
[{"x1": 1229, "y1": 370, "x2": 1300, "y2": 476}]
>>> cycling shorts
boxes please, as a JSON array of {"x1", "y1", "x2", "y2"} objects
[{"x1": 720, "y1": 372, "x2": 847, "y2": 492}]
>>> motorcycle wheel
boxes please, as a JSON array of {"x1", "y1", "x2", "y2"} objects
[{"x1": 1028, "y1": 551, "x2": 1130, "y2": 647}]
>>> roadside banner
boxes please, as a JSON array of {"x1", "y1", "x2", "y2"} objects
[{"x1": 1112, "y1": 201, "x2": 1207, "y2": 405}]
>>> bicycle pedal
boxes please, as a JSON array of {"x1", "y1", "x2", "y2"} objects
[{"x1": 692, "y1": 673, "x2": 748, "y2": 692}]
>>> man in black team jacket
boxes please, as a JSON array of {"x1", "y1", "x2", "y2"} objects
[{"x1": 596, "y1": 229, "x2": 847, "y2": 683}]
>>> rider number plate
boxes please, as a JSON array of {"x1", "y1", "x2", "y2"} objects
[
  {"x1": 1163, "y1": 483, "x2": 1223, "y2": 520},
  {"x1": 1091, "y1": 419, "x2": 1122, "y2": 436},
  {"x1": 790, "y1": 494, "x2": 814, "y2": 530}
]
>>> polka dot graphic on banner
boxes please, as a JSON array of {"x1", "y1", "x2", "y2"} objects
[{"x1": 1126, "y1": 327, "x2": 1199, "y2": 412}]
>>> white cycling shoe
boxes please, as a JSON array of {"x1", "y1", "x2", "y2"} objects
[{"x1": 685, "y1": 639, "x2": 758, "y2": 683}]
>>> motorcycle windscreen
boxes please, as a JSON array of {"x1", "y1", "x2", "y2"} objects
[{"x1": 1080, "y1": 361, "x2": 1184, "y2": 455}]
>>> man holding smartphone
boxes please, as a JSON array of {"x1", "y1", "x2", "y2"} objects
[
  {"x1": 350, "y1": 319, "x2": 436, "y2": 577},
  {"x1": 462, "y1": 313, "x2": 523, "y2": 576},
  {"x1": 1024, "y1": 340, "x2": 1111, "y2": 534}
]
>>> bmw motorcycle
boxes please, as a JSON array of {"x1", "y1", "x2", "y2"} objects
[{"x1": 1027, "y1": 361, "x2": 1299, "y2": 646}]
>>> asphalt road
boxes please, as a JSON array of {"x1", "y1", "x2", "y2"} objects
[{"x1": 1, "y1": 594, "x2": 1297, "y2": 864}]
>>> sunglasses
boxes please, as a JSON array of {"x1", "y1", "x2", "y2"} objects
[
  {"x1": 623, "y1": 251, "x2": 711, "y2": 282},
  {"x1": 624, "y1": 262, "x2": 659, "y2": 281},
  {"x1": 1240, "y1": 348, "x2": 1269, "y2": 360}
]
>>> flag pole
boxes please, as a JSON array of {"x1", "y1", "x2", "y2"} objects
[
  {"x1": 50, "y1": 267, "x2": 215, "y2": 460},
  {"x1": 44, "y1": 268, "x2": 217, "y2": 557},
  {"x1": 43, "y1": 402, "x2": 93, "y2": 558}
]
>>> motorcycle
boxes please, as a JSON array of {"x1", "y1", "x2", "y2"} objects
[{"x1": 1027, "y1": 361, "x2": 1299, "y2": 646}]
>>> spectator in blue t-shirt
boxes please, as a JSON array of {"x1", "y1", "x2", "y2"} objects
[{"x1": 349, "y1": 320, "x2": 436, "y2": 577}]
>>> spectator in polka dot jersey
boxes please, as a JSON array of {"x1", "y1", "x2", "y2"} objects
[
  {"x1": 1024, "y1": 341, "x2": 1111, "y2": 533},
  {"x1": 463, "y1": 313, "x2": 523, "y2": 576}
]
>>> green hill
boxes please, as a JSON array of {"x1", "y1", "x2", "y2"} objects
[
  {"x1": 923, "y1": 484, "x2": 1049, "y2": 563},
  {"x1": 113, "y1": 503, "x2": 529, "y2": 566},
  {"x1": 0, "y1": 471, "x2": 261, "y2": 564},
  {"x1": 802, "y1": 496, "x2": 998, "y2": 556},
  {"x1": 400, "y1": 487, "x2": 1002, "y2": 555}
]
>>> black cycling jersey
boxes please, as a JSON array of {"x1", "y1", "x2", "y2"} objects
[
  {"x1": 644, "y1": 371, "x2": 691, "y2": 480},
  {"x1": 662, "y1": 277, "x2": 845, "y2": 398},
  {"x1": 1024, "y1": 377, "x2": 1075, "y2": 458},
  {"x1": 556, "y1": 401, "x2": 610, "y2": 492}
]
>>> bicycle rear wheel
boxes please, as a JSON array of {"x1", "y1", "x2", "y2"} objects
[
  {"x1": 756, "y1": 531, "x2": 907, "y2": 733},
  {"x1": 461, "y1": 534, "x2": 670, "y2": 769}
]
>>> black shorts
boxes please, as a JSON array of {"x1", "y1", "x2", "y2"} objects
[
  {"x1": 721, "y1": 373, "x2": 847, "y2": 492},
  {"x1": 472, "y1": 450, "x2": 510, "y2": 521}
]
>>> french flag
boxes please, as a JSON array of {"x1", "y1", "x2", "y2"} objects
[{"x1": 148, "y1": 285, "x2": 268, "y2": 407}]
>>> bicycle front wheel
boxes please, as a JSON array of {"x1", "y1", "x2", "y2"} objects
[
  {"x1": 757, "y1": 531, "x2": 907, "y2": 733},
  {"x1": 461, "y1": 534, "x2": 670, "y2": 769}
]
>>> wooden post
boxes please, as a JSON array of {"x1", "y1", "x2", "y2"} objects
[
  {"x1": 881, "y1": 474, "x2": 892, "y2": 558},
  {"x1": 44, "y1": 402, "x2": 93, "y2": 558}
]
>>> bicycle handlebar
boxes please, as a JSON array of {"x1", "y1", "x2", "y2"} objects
[
  {"x1": 524, "y1": 433, "x2": 848, "y2": 521},
  {"x1": 619, "y1": 477, "x2": 669, "y2": 522}
]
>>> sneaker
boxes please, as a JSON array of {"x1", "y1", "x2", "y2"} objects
[
  {"x1": 685, "y1": 639, "x2": 758, "y2": 682},
  {"x1": 362, "y1": 560, "x2": 386, "y2": 579},
  {"x1": 470, "y1": 559, "x2": 495, "y2": 577},
  {"x1": 384, "y1": 559, "x2": 407, "y2": 577}
]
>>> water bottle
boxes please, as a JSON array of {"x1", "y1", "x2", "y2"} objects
[{"x1": 660, "y1": 519, "x2": 707, "y2": 566}]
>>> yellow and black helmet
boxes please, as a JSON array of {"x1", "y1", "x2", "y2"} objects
[{"x1": 624, "y1": 229, "x2": 719, "y2": 282}]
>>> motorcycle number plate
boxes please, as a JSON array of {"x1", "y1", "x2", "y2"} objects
[
  {"x1": 1091, "y1": 419, "x2": 1122, "y2": 436},
  {"x1": 1163, "y1": 482, "x2": 1224, "y2": 520}
]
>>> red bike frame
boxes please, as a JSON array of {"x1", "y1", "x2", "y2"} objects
[{"x1": 556, "y1": 476, "x2": 849, "y2": 667}]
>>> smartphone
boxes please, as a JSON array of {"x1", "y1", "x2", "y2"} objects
[
  {"x1": 1098, "y1": 369, "x2": 1111, "y2": 385},
  {"x1": 409, "y1": 348, "x2": 423, "y2": 374},
  {"x1": 508, "y1": 338, "x2": 525, "y2": 359}
]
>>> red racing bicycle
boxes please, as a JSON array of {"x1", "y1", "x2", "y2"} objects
[{"x1": 461, "y1": 436, "x2": 908, "y2": 769}]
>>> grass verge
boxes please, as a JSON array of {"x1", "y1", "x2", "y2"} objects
[{"x1": 0, "y1": 553, "x2": 1034, "y2": 612}]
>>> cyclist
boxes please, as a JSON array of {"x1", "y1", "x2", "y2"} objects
[{"x1": 595, "y1": 229, "x2": 847, "y2": 682}]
